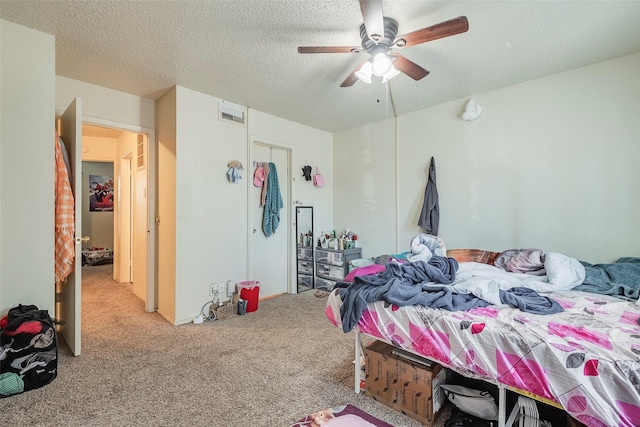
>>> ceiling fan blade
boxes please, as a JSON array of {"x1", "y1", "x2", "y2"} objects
[
  {"x1": 298, "y1": 46, "x2": 361, "y2": 54},
  {"x1": 395, "y1": 16, "x2": 469, "y2": 47},
  {"x1": 340, "y1": 60, "x2": 368, "y2": 87},
  {"x1": 359, "y1": 0, "x2": 384, "y2": 42},
  {"x1": 393, "y1": 54, "x2": 430, "y2": 81}
]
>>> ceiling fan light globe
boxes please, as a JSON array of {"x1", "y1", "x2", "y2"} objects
[
  {"x1": 355, "y1": 61, "x2": 373, "y2": 84},
  {"x1": 382, "y1": 65, "x2": 400, "y2": 83},
  {"x1": 371, "y1": 53, "x2": 393, "y2": 76}
]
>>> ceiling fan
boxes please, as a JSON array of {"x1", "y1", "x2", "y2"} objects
[{"x1": 298, "y1": 0, "x2": 469, "y2": 87}]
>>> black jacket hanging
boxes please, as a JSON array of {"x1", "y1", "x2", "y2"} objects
[
  {"x1": 302, "y1": 165, "x2": 312, "y2": 181},
  {"x1": 418, "y1": 156, "x2": 439, "y2": 235}
]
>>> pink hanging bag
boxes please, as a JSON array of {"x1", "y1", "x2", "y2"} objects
[{"x1": 313, "y1": 167, "x2": 325, "y2": 187}]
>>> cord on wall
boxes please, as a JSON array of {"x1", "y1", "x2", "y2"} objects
[{"x1": 201, "y1": 290, "x2": 221, "y2": 321}]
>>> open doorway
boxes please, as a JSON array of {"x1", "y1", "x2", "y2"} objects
[{"x1": 81, "y1": 124, "x2": 150, "y2": 304}]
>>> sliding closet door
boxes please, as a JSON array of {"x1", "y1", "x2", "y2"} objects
[
  {"x1": 59, "y1": 98, "x2": 83, "y2": 356},
  {"x1": 250, "y1": 143, "x2": 290, "y2": 298}
]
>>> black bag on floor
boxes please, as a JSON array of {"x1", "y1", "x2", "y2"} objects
[
  {"x1": 0, "y1": 304, "x2": 58, "y2": 397},
  {"x1": 444, "y1": 406, "x2": 498, "y2": 427}
]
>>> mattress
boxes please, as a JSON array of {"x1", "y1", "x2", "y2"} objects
[{"x1": 325, "y1": 289, "x2": 640, "y2": 427}]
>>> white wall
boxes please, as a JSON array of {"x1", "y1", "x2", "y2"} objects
[
  {"x1": 156, "y1": 87, "x2": 177, "y2": 323},
  {"x1": 0, "y1": 20, "x2": 55, "y2": 315},
  {"x1": 56, "y1": 76, "x2": 154, "y2": 130},
  {"x1": 333, "y1": 118, "x2": 396, "y2": 259},
  {"x1": 171, "y1": 86, "x2": 248, "y2": 324},
  {"x1": 335, "y1": 53, "x2": 640, "y2": 264}
]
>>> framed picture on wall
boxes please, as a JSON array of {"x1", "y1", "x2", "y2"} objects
[{"x1": 89, "y1": 175, "x2": 114, "y2": 212}]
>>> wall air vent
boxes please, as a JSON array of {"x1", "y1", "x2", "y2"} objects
[{"x1": 219, "y1": 100, "x2": 246, "y2": 126}]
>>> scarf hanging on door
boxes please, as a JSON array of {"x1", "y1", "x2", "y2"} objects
[{"x1": 55, "y1": 131, "x2": 75, "y2": 282}]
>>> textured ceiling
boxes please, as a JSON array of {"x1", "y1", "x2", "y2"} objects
[{"x1": 2, "y1": 1, "x2": 640, "y2": 133}]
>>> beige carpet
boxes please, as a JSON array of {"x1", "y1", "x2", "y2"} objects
[{"x1": 0, "y1": 264, "x2": 451, "y2": 426}]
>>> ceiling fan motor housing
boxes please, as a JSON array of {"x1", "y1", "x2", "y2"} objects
[{"x1": 360, "y1": 17, "x2": 398, "y2": 51}]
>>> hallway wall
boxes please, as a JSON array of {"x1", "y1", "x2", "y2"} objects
[
  {"x1": 82, "y1": 161, "x2": 115, "y2": 251},
  {"x1": 0, "y1": 20, "x2": 55, "y2": 315}
]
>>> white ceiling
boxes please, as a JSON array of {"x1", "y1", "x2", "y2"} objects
[{"x1": 2, "y1": 1, "x2": 640, "y2": 133}]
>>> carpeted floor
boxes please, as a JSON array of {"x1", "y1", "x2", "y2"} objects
[{"x1": 0, "y1": 264, "x2": 451, "y2": 426}]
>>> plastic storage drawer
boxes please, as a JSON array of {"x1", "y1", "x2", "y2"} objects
[
  {"x1": 297, "y1": 247, "x2": 314, "y2": 262},
  {"x1": 315, "y1": 249, "x2": 345, "y2": 266},
  {"x1": 315, "y1": 277, "x2": 337, "y2": 292},
  {"x1": 297, "y1": 260, "x2": 313, "y2": 275},
  {"x1": 316, "y1": 263, "x2": 344, "y2": 281},
  {"x1": 297, "y1": 274, "x2": 313, "y2": 292}
]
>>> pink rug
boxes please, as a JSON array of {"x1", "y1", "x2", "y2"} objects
[{"x1": 292, "y1": 404, "x2": 393, "y2": 427}]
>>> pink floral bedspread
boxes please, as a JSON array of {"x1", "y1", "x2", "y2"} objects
[{"x1": 325, "y1": 290, "x2": 640, "y2": 427}]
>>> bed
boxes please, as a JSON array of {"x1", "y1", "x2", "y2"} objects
[{"x1": 324, "y1": 246, "x2": 640, "y2": 427}]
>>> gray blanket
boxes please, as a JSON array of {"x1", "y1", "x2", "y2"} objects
[
  {"x1": 337, "y1": 258, "x2": 487, "y2": 333},
  {"x1": 572, "y1": 257, "x2": 640, "y2": 300},
  {"x1": 337, "y1": 257, "x2": 564, "y2": 333}
]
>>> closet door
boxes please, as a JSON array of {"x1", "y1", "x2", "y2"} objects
[
  {"x1": 250, "y1": 143, "x2": 290, "y2": 298},
  {"x1": 59, "y1": 98, "x2": 83, "y2": 356}
]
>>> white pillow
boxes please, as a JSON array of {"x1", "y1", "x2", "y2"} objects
[{"x1": 544, "y1": 252, "x2": 586, "y2": 289}]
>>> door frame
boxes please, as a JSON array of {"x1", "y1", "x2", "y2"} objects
[
  {"x1": 118, "y1": 152, "x2": 133, "y2": 283},
  {"x1": 247, "y1": 137, "x2": 293, "y2": 294},
  {"x1": 73, "y1": 114, "x2": 157, "y2": 312}
]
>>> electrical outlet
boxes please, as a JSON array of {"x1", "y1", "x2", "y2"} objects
[{"x1": 209, "y1": 282, "x2": 226, "y2": 297}]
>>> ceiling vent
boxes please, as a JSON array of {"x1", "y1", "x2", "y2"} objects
[{"x1": 219, "y1": 100, "x2": 246, "y2": 126}]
